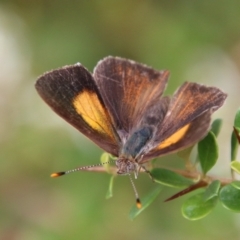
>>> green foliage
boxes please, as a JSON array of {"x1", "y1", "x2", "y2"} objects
[
  {"x1": 231, "y1": 181, "x2": 240, "y2": 189},
  {"x1": 106, "y1": 175, "x2": 115, "y2": 199},
  {"x1": 231, "y1": 131, "x2": 239, "y2": 161},
  {"x1": 210, "y1": 118, "x2": 223, "y2": 137},
  {"x1": 177, "y1": 146, "x2": 194, "y2": 161},
  {"x1": 219, "y1": 184, "x2": 240, "y2": 212},
  {"x1": 182, "y1": 192, "x2": 218, "y2": 220},
  {"x1": 101, "y1": 152, "x2": 111, "y2": 173},
  {"x1": 198, "y1": 131, "x2": 218, "y2": 174},
  {"x1": 234, "y1": 109, "x2": 240, "y2": 129},
  {"x1": 203, "y1": 180, "x2": 221, "y2": 202},
  {"x1": 231, "y1": 109, "x2": 240, "y2": 161},
  {"x1": 129, "y1": 186, "x2": 163, "y2": 220},
  {"x1": 151, "y1": 168, "x2": 193, "y2": 188},
  {"x1": 230, "y1": 161, "x2": 240, "y2": 174}
]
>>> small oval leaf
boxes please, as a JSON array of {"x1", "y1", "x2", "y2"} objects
[
  {"x1": 198, "y1": 131, "x2": 218, "y2": 174},
  {"x1": 100, "y1": 152, "x2": 110, "y2": 172},
  {"x1": 106, "y1": 175, "x2": 114, "y2": 199},
  {"x1": 231, "y1": 131, "x2": 239, "y2": 161},
  {"x1": 234, "y1": 109, "x2": 240, "y2": 128},
  {"x1": 129, "y1": 186, "x2": 162, "y2": 220},
  {"x1": 230, "y1": 161, "x2": 240, "y2": 174},
  {"x1": 177, "y1": 146, "x2": 194, "y2": 161},
  {"x1": 211, "y1": 118, "x2": 223, "y2": 137},
  {"x1": 151, "y1": 168, "x2": 193, "y2": 188},
  {"x1": 182, "y1": 192, "x2": 218, "y2": 220},
  {"x1": 219, "y1": 184, "x2": 240, "y2": 212},
  {"x1": 203, "y1": 180, "x2": 221, "y2": 201},
  {"x1": 231, "y1": 181, "x2": 240, "y2": 190}
]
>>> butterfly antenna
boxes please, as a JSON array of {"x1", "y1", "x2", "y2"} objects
[
  {"x1": 50, "y1": 161, "x2": 114, "y2": 178},
  {"x1": 128, "y1": 174, "x2": 142, "y2": 209}
]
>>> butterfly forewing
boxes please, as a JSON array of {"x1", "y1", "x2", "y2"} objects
[
  {"x1": 93, "y1": 56, "x2": 170, "y2": 135},
  {"x1": 35, "y1": 64, "x2": 120, "y2": 156}
]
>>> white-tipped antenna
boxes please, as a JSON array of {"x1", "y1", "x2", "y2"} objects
[
  {"x1": 50, "y1": 160, "x2": 114, "y2": 178},
  {"x1": 128, "y1": 174, "x2": 142, "y2": 209}
]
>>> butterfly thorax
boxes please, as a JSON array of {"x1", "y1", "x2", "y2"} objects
[{"x1": 116, "y1": 126, "x2": 154, "y2": 175}]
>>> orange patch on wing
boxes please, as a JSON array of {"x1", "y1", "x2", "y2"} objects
[
  {"x1": 73, "y1": 91, "x2": 115, "y2": 140},
  {"x1": 157, "y1": 124, "x2": 190, "y2": 149}
]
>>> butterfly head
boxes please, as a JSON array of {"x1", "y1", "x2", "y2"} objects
[{"x1": 115, "y1": 156, "x2": 139, "y2": 176}]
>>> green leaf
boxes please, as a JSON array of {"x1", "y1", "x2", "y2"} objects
[
  {"x1": 210, "y1": 119, "x2": 223, "y2": 137},
  {"x1": 129, "y1": 186, "x2": 162, "y2": 220},
  {"x1": 219, "y1": 184, "x2": 240, "y2": 212},
  {"x1": 106, "y1": 175, "x2": 114, "y2": 199},
  {"x1": 234, "y1": 109, "x2": 240, "y2": 128},
  {"x1": 182, "y1": 192, "x2": 218, "y2": 220},
  {"x1": 100, "y1": 152, "x2": 110, "y2": 173},
  {"x1": 231, "y1": 181, "x2": 240, "y2": 190},
  {"x1": 231, "y1": 130, "x2": 239, "y2": 161},
  {"x1": 177, "y1": 145, "x2": 194, "y2": 161},
  {"x1": 198, "y1": 131, "x2": 218, "y2": 174},
  {"x1": 151, "y1": 168, "x2": 193, "y2": 188},
  {"x1": 203, "y1": 180, "x2": 221, "y2": 202},
  {"x1": 230, "y1": 161, "x2": 240, "y2": 174},
  {"x1": 231, "y1": 110, "x2": 240, "y2": 161}
]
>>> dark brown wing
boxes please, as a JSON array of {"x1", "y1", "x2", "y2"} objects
[
  {"x1": 141, "y1": 111, "x2": 211, "y2": 162},
  {"x1": 142, "y1": 82, "x2": 227, "y2": 162},
  {"x1": 35, "y1": 64, "x2": 120, "y2": 156},
  {"x1": 93, "y1": 56, "x2": 169, "y2": 135}
]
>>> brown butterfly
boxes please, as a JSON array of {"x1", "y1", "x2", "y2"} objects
[{"x1": 35, "y1": 56, "x2": 227, "y2": 207}]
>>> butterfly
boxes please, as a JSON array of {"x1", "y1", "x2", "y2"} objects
[{"x1": 35, "y1": 56, "x2": 227, "y2": 207}]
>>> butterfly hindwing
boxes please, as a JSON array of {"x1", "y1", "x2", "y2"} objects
[
  {"x1": 154, "y1": 82, "x2": 227, "y2": 142},
  {"x1": 142, "y1": 111, "x2": 211, "y2": 162},
  {"x1": 141, "y1": 82, "x2": 227, "y2": 162}
]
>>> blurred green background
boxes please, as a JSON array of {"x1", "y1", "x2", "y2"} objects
[{"x1": 1, "y1": 0, "x2": 240, "y2": 239}]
